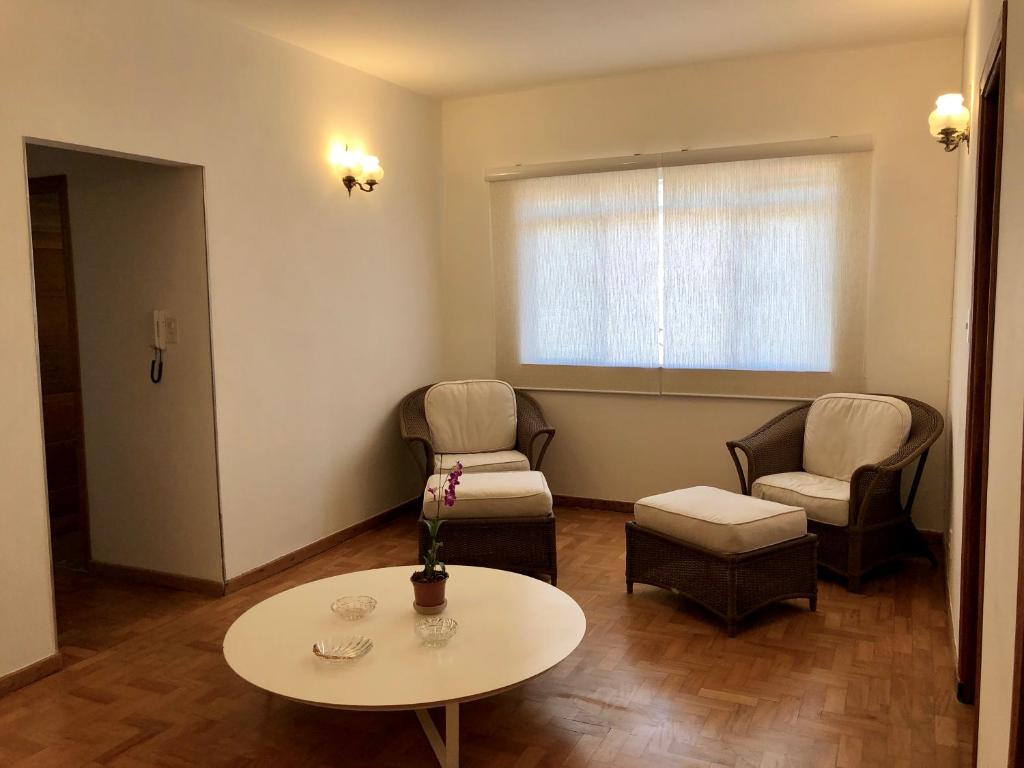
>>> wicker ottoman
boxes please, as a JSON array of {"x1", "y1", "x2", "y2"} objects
[
  {"x1": 626, "y1": 485, "x2": 817, "y2": 636},
  {"x1": 419, "y1": 471, "x2": 557, "y2": 584}
]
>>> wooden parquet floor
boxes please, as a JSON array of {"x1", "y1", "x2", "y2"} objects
[
  {"x1": 0, "y1": 507, "x2": 973, "y2": 767},
  {"x1": 52, "y1": 568, "x2": 214, "y2": 669}
]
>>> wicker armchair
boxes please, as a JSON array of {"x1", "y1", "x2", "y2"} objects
[
  {"x1": 400, "y1": 382, "x2": 558, "y2": 583},
  {"x1": 726, "y1": 395, "x2": 943, "y2": 591},
  {"x1": 398, "y1": 384, "x2": 555, "y2": 483}
]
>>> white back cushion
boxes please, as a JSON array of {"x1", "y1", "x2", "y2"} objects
[
  {"x1": 803, "y1": 393, "x2": 912, "y2": 481},
  {"x1": 424, "y1": 380, "x2": 518, "y2": 454}
]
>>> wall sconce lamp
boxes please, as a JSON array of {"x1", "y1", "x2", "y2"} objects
[
  {"x1": 329, "y1": 143, "x2": 384, "y2": 195},
  {"x1": 928, "y1": 93, "x2": 970, "y2": 152}
]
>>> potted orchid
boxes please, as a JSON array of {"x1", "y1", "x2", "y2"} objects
[{"x1": 411, "y1": 459, "x2": 463, "y2": 613}]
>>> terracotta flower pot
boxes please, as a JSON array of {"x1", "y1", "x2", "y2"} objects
[{"x1": 411, "y1": 571, "x2": 448, "y2": 612}]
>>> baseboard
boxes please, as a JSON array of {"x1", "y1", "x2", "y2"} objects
[
  {"x1": 88, "y1": 560, "x2": 225, "y2": 597},
  {"x1": 553, "y1": 494, "x2": 633, "y2": 514},
  {"x1": 224, "y1": 496, "x2": 420, "y2": 594},
  {"x1": 0, "y1": 653, "x2": 62, "y2": 699}
]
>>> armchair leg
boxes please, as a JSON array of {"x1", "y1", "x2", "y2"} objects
[
  {"x1": 847, "y1": 535, "x2": 863, "y2": 594},
  {"x1": 910, "y1": 523, "x2": 939, "y2": 568},
  {"x1": 922, "y1": 543, "x2": 939, "y2": 568}
]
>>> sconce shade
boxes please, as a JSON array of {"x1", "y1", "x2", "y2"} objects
[
  {"x1": 329, "y1": 143, "x2": 365, "y2": 178},
  {"x1": 928, "y1": 93, "x2": 970, "y2": 137},
  {"x1": 362, "y1": 156, "x2": 385, "y2": 182}
]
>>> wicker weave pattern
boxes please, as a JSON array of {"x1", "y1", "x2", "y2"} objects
[
  {"x1": 727, "y1": 394, "x2": 943, "y2": 590},
  {"x1": 398, "y1": 387, "x2": 433, "y2": 481},
  {"x1": 417, "y1": 514, "x2": 558, "y2": 585},
  {"x1": 626, "y1": 522, "x2": 817, "y2": 637},
  {"x1": 514, "y1": 390, "x2": 556, "y2": 472},
  {"x1": 399, "y1": 384, "x2": 556, "y2": 483},
  {"x1": 727, "y1": 404, "x2": 809, "y2": 494}
]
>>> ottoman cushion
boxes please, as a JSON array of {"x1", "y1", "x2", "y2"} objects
[
  {"x1": 634, "y1": 485, "x2": 806, "y2": 554},
  {"x1": 423, "y1": 470, "x2": 552, "y2": 520}
]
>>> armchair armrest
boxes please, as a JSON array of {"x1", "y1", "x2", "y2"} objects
[
  {"x1": 726, "y1": 403, "x2": 810, "y2": 494},
  {"x1": 848, "y1": 400, "x2": 944, "y2": 528},
  {"x1": 515, "y1": 390, "x2": 556, "y2": 471},
  {"x1": 399, "y1": 386, "x2": 434, "y2": 482}
]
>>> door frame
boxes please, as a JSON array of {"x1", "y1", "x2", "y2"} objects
[
  {"x1": 1013, "y1": 418, "x2": 1024, "y2": 764},
  {"x1": 23, "y1": 138, "x2": 228, "y2": 598},
  {"x1": 956, "y1": 1, "x2": 1006, "y2": 712},
  {"x1": 28, "y1": 173, "x2": 92, "y2": 563}
]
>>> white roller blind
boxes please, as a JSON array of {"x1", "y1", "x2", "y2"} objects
[
  {"x1": 507, "y1": 168, "x2": 660, "y2": 367},
  {"x1": 490, "y1": 148, "x2": 871, "y2": 397},
  {"x1": 662, "y1": 154, "x2": 865, "y2": 372}
]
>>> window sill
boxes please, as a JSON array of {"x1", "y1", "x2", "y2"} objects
[{"x1": 518, "y1": 386, "x2": 812, "y2": 403}]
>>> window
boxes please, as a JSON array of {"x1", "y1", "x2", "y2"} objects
[{"x1": 490, "y1": 145, "x2": 871, "y2": 397}]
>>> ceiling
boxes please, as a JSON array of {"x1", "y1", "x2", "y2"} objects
[{"x1": 202, "y1": 0, "x2": 968, "y2": 98}]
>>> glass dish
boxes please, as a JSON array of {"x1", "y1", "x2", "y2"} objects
[
  {"x1": 331, "y1": 595, "x2": 377, "y2": 621},
  {"x1": 312, "y1": 636, "x2": 373, "y2": 663},
  {"x1": 416, "y1": 616, "x2": 458, "y2": 647}
]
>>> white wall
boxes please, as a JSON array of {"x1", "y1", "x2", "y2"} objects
[
  {"x1": 948, "y1": 0, "x2": 1024, "y2": 764},
  {"x1": 27, "y1": 146, "x2": 224, "y2": 583},
  {"x1": 441, "y1": 38, "x2": 962, "y2": 528},
  {"x1": 0, "y1": 0, "x2": 441, "y2": 679}
]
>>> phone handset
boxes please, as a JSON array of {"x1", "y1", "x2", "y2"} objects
[{"x1": 150, "y1": 310, "x2": 166, "y2": 383}]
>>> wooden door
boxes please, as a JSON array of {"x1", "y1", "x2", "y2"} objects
[{"x1": 29, "y1": 175, "x2": 90, "y2": 560}]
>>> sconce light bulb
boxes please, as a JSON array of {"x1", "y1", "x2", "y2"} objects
[
  {"x1": 328, "y1": 142, "x2": 365, "y2": 178},
  {"x1": 328, "y1": 141, "x2": 347, "y2": 168}
]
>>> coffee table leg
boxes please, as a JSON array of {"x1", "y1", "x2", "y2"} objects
[{"x1": 415, "y1": 703, "x2": 459, "y2": 768}]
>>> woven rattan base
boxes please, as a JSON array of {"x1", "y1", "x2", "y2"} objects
[
  {"x1": 625, "y1": 522, "x2": 817, "y2": 637},
  {"x1": 418, "y1": 514, "x2": 558, "y2": 585},
  {"x1": 808, "y1": 516, "x2": 937, "y2": 592}
]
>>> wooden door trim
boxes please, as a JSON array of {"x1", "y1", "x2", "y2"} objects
[
  {"x1": 1008, "y1": 5, "x2": 1024, "y2": 749},
  {"x1": 29, "y1": 174, "x2": 92, "y2": 561},
  {"x1": 1013, "y1": 414, "x2": 1024, "y2": 763},
  {"x1": 956, "y1": 2, "x2": 1006, "y2": 711}
]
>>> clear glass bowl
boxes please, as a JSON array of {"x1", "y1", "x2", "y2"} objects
[
  {"x1": 416, "y1": 616, "x2": 458, "y2": 647},
  {"x1": 312, "y1": 636, "x2": 373, "y2": 663},
  {"x1": 331, "y1": 595, "x2": 377, "y2": 621}
]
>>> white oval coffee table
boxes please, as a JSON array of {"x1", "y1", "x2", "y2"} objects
[{"x1": 223, "y1": 565, "x2": 586, "y2": 767}]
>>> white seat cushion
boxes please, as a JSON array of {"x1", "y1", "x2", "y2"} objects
[
  {"x1": 752, "y1": 471, "x2": 850, "y2": 527},
  {"x1": 424, "y1": 380, "x2": 517, "y2": 454},
  {"x1": 803, "y1": 393, "x2": 912, "y2": 481},
  {"x1": 433, "y1": 450, "x2": 530, "y2": 474},
  {"x1": 633, "y1": 486, "x2": 806, "y2": 554},
  {"x1": 422, "y1": 471, "x2": 552, "y2": 519}
]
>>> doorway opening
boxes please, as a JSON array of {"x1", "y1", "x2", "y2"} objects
[
  {"x1": 25, "y1": 141, "x2": 225, "y2": 663},
  {"x1": 955, "y1": 0, "x2": 1005, "y2": 718}
]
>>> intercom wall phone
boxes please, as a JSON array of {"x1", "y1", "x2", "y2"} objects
[{"x1": 150, "y1": 310, "x2": 177, "y2": 384}]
